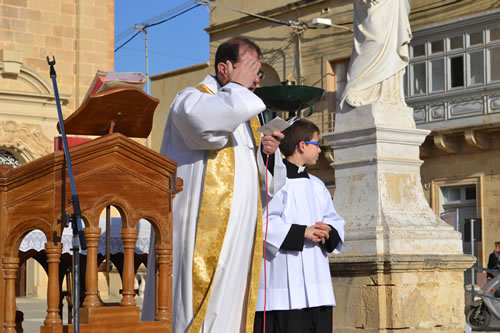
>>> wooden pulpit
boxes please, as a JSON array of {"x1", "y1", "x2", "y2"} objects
[{"x1": 0, "y1": 87, "x2": 180, "y2": 332}]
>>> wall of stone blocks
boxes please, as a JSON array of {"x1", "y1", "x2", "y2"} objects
[{"x1": 0, "y1": 0, "x2": 115, "y2": 114}]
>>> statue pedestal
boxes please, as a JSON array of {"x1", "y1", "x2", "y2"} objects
[{"x1": 324, "y1": 103, "x2": 475, "y2": 331}]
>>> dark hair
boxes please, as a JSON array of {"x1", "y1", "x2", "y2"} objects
[
  {"x1": 214, "y1": 37, "x2": 262, "y2": 74},
  {"x1": 280, "y1": 119, "x2": 320, "y2": 157}
]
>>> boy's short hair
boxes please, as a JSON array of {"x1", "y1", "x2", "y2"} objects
[
  {"x1": 495, "y1": 241, "x2": 500, "y2": 247},
  {"x1": 280, "y1": 119, "x2": 320, "y2": 157}
]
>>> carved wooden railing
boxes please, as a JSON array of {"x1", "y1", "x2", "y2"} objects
[{"x1": 0, "y1": 132, "x2": 180, "y2": 332}]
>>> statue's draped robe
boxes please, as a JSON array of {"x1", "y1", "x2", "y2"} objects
[
  {"x1": 340, "y1": 0, "x2": 412, "y2": 108},
  {"x1": 142, "y1": 75, "x2": 285, "y2": 333}
]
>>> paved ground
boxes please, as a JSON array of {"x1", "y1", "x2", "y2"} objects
[
  {"x1": 16, "y1": 296, "x2": 142, "y2": 332},
  {"x1": 14, "y1": 297, "x2": 500, "y2": 332},
  {"x1": 16, "y1": 297, "x2": 46, "y2": 333}
]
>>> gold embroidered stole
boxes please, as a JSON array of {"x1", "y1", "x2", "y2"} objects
[{"x1": 189, "y1": 84, "x2": 263, "y2": 333}]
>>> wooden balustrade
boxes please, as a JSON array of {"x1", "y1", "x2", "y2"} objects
[
  {"x1": 2, "y1": 257, "x2": 19, "y2": 333},
  {"x1": 155, "y1": 244, "x2": 171, "y2": 322},
  {"x1": 120, "y1": 227, "x2": 138, "y2": 307},
  {"x1": 82, "y1": 227, "x2": 101, "y2": 308},
  {"x1": 44, "y1": 242, "x2": 62, "y2": 326}
]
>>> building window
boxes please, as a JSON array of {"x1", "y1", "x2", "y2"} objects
[
  {"x1": 405, "y1": 24, "x2": 500, "y2": 98},
  {"x1": 0, "y1": 150, "x2": 20, "y2": 168},
  {"x1": 406, "y1": 12, "x2": 500, "y2": 127},
  {"x1": 435, "y1": 181, "x2": 481, "y2": 286}
]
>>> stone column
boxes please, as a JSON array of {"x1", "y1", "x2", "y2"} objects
[
  {"x1": 324, "y1": 103, "x2": 475, "y2": 332},
  {"x1": 2, "y1": 257, "x2": 19, "y2": 333},
  {"x1": 82, "y1": 227, "x2": 101, "y2": 308},
  {"x1": 44, "y1": 242, "x2": 62, "y2": 326},
  {"x1": 120, "y1": 227, "x2": 138, "y2": 307}
]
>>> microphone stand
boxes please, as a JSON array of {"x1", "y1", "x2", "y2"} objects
[{"x1": 47, "y1": 56, "x2": 87, "y2": 333}]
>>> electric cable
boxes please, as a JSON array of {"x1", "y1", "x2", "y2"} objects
[{"x1": 114, "y1": 4, "x2": 201, "y2": 53}]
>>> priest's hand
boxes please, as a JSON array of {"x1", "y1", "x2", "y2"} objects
[
  {"x1": 226, "y1": 51, "x2": 260, "y2": 89},
  {"x1": 262, "y1": 130, "x2": 284, "y2": 155}
]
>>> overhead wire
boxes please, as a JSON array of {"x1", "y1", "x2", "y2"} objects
[
  {"x1": 115, "y1": 0, "x2": 195, "y2": 43},
  {"x1": 114, "y1": 30, "x2": 141, "y2": 53},
  {"x1": 114, "y1": 2, "x2": 201, "y2": 53}
]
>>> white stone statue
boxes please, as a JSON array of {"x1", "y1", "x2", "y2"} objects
[{"x1": 340, "y1": 0, "x2": 412, "y2": 108}]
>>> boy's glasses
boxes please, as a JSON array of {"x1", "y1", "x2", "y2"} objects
[
  {"x1": 304, "y1": 140, "x2": 320, "y2": 147},
  {"x1": 296, "y1": 140, "x2": 320, "y2": 149}
]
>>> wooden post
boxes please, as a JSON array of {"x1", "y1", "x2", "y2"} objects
[
  {"x1": 2, "y1": 257, "x2": 19, "y2": 333},
  {"x1": 120, "y1": 228, "x2": 138, "y2": 307},
  {"x1": 44, "y1": 242, "x2": 62, "y2": 326},
  {"x1": 82, "y1": 227, "x2": 101, "y2": 308},
  {"x1": 155, "y1": 245, "x2": 171, "y2": 321}
]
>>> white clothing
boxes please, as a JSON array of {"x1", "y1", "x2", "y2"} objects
[
  {"x1": 340, "y1": 0, "x2": 411, "y2": 108},
  {"x1": 256, "y1": 173, "x2": 345, "y2": 311},
  {"x1": 141, "y1": 75, "x2": 286, "y2": 332}
]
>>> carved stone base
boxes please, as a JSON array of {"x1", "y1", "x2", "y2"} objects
[
  {"x1": 330, "y1": 254, "x2": 475, "y2": 332},
  {"x1": 324, "y1": 103, "x2": 474, "y2": 331},
  {"x1": 325, "y1": 103, "x2": 464, "y2": 256}
]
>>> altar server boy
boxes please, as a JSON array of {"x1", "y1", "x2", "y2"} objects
[{"x1": 254, "y1": 119, "x2": 345, "y2": 333}]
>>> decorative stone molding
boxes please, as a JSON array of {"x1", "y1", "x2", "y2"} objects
[
  {"x1": 0, "y1": 48, "x2": 69, "y2": 105},
  {"x1": 331, "y1": 254, "x2": 476, "y2": 275},
  {"x1": 420, "y1": 126, "x2": 496, "y2": 159},
  {"x1": 0, "y1": 50, "x2": 24, "y2": 76},
  {"x1": 433, "y1": 134, "x2": 458, "y2": 153},
  {"x1": 0, "y1": 120, "x2": 53, "y2": 163},
  {"x1": 464, "y1": 128, "x2": 489, "y2": 150}
]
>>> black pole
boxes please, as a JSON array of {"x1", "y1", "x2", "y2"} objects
[
  {"x1": 47, "y1": 56, "x2": 87, "y2": 333},
  {"x1": 72, "y1": 214, "x2": 81, "y2": 332}
]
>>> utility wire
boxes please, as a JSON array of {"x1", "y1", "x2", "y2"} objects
[
  {"x1": 115, "y1": 0, "x2": 195, "y2": 43},
  {"x1": 147, "y1": 4, "x2": 201, "y2": 29},
  {"x1": 114, "y1": 3, "x2": 201, "y2": 53},
  {"x1": 114, "y1": 30, "x2": 141, "y2": 53},
  {"x1": 195, "y1": 0, "x2": 352, "y2": 32}
]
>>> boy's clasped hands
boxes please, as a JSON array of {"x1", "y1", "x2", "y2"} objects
[{"x1": 305, "y1": 222, "x2": 331, "y2": 244}]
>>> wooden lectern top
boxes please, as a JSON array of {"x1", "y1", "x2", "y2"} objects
[{"x1": 59, "y1": 87, "x2": 160, "y2": 138}]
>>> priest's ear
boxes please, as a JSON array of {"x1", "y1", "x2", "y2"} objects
[{"x1": 216, "y1": 61, "x2": 230, "y2": 84}]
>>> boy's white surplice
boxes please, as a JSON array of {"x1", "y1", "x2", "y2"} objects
[
  {"x1": 256, "y1": 174, "x2": 345, "y2": 311},
  {"x1": 141, "y1": 75, "x2": 285, "y2": 333}
]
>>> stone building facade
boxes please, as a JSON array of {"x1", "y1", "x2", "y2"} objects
[
  {"x1": 0, "y1": 0, "x2": 115, "y2": 297},
  {"x1": 150, "y1": 0, "x2": 499, "y2": 330},
  {"x1": 152, "y1": 0, "x2": 500, "y2": 277},
  {"x1": 0, "y1": 0, "x2": 114, "y2": 166}
]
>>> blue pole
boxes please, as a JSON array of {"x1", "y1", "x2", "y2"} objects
[{"x1": 46, "y1": 56, "x2": 86, "y2": 333}]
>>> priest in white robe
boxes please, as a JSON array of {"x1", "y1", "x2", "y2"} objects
[{"x1": 141, "y1": 37, "x2": 286, "y2": 333}]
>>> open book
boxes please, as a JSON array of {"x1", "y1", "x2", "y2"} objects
[{"x1": 82, "y1": 70, "x2": 146, "y2": 104}]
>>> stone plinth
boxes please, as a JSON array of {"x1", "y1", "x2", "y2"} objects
[{"x1": 324, "y1": 103, "x2": 475, "y2": 331}]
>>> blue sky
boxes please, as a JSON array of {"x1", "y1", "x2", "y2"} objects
[{"x1": 114, "y1": 0, "x2": 210, "y2": 77}]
